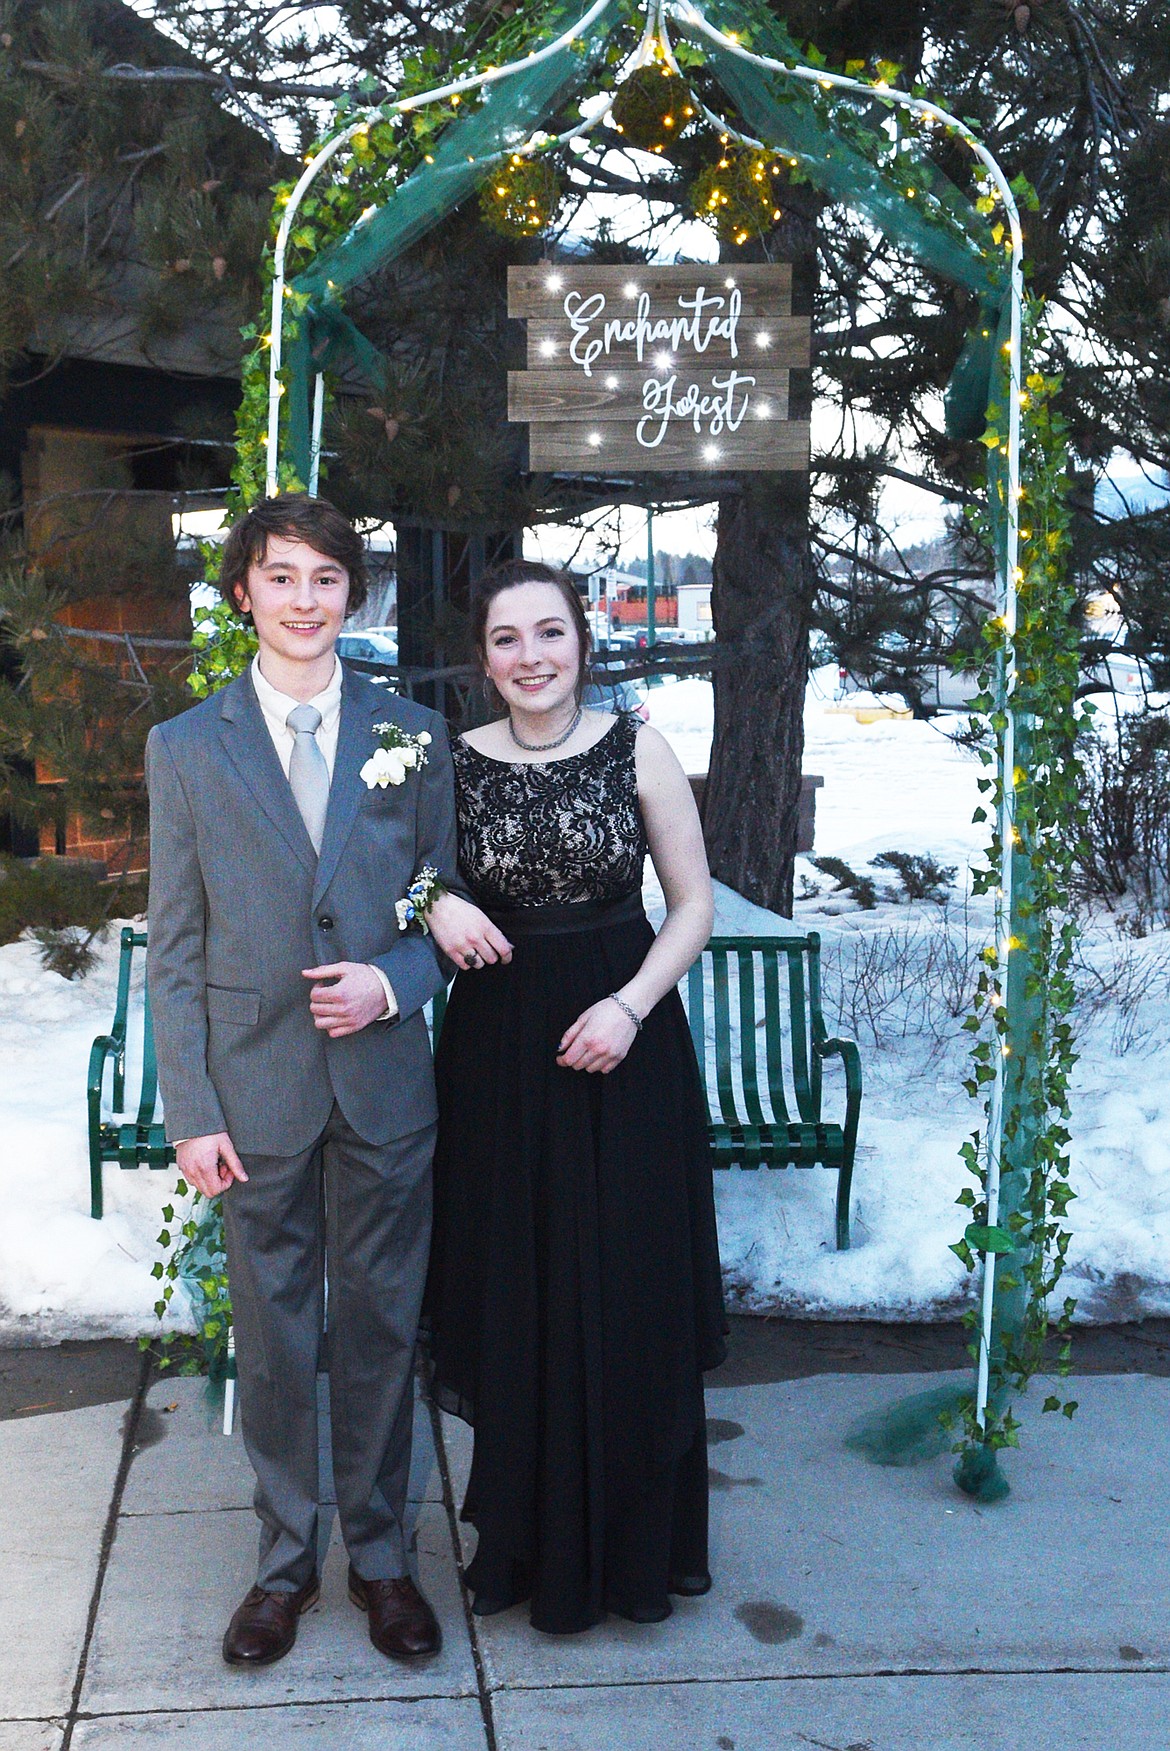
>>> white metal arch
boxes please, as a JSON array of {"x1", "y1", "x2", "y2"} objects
[{"x1": 263, "y1": 0, "x2": 1025, "y2": 1436}]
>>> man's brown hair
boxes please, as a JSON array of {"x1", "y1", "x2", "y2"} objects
[{"x1": 218, "y1": 494, "x2": 369, "y2": 623}]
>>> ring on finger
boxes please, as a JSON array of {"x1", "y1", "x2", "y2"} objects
[{"x1": 465, "y1": 950, "x2": 480, "y2": 967}]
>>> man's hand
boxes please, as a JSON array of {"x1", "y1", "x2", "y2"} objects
[
  {"x1": 176, "y1": 1133, "x2": 248, "y2": 1199},
  {"x1": 303, "y1": 962, "x2": 388, "y2": 1037}
]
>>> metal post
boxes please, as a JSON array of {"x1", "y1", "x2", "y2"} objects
[
  {"x1": 308, "y1": 374, "x2": 325, "y2": 496},
  {"x1": 646, "y1": 507, "x2": 656, "y2": 648}
]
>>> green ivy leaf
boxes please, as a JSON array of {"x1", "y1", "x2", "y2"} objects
[{"x1": 964, "y1": 1223, "x2": 1017, "y2": 1255}]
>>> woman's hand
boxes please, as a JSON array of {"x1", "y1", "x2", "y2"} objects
[
  {"x1": 556, "y1": 996, "x2": 639, "y2": 1074},
  {"x1": 426, "y1": 891, "x2": 513, "y2": 971}
]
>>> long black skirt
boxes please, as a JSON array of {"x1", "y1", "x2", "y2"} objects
[{"x1": 424, "y1": 902, "x2": 726, "y2": 1634}]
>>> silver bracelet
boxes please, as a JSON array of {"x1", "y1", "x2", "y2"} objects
[{"x1": 608, "y1": 991, "x2": 644, "y2": 1032}]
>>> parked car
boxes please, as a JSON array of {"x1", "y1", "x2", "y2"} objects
[
  {"x1": 1082, "y1": 649, "x2": 1154, "y2": 698},
  {"x1": 839, "y1": 646, "x2": 1164, "y2": 719},
  {"x1": 338, "y1": 629, "x2": 398, "y2": 666},
  {"x1": 583, "y1": 675, "x2": 650, "y2": 721}
]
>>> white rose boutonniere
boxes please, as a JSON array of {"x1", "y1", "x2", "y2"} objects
[{"x1": 361, "y1": 723, "x2": 433, "y2": 789}]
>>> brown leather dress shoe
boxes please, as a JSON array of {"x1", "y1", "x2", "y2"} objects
[
  {"x1": 348, "y1": 1565, "x2": 442, "y2": 1659},
  {"x1": 222, "y1": 1575, "x2": 320, "y2": 1667}
]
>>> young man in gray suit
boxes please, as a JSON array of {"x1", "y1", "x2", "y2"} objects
[{"x1": 147, "y1": 495, "x2": 456, "y2": 1668}]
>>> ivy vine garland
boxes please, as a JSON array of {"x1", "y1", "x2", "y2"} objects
[{"x1": 948, "y1": 302, "x2": 1082, "y2": 1461}]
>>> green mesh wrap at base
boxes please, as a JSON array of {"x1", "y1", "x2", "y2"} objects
[{"x1": 844, "y1": 1384, "x2": 967, "y2": 1469}]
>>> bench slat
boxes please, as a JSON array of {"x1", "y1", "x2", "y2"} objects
[
  {"x1": 710, "y1": 952, "x2": 740, "y2": 1126},
  {"x1": 760, "y1": 951, "x2": 790, "y2": 1126},
  {"x1": 736, "y1": 948, "x2": 766, "y2": 1128},
  {"x1": 786, "y1": 946, "x2": 816, "y2": 1124}
]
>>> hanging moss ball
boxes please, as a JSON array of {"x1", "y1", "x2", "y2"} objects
[
  {"x1": 609, "y1": 64, "x2": 697, "y2": 156},
  {"x1": 689, "y1": 147, "x2": 791, "y2": 246},
  {"x1": 478, "y1": 155, "x2": 561, "y2": 239}
]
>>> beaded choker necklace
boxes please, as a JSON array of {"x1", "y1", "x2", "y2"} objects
[{"x1": 508, "y1": 705, "x2": 583, "y2": 753}]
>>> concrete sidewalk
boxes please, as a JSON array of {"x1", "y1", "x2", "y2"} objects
[{"x1": 2, "y1": 1361, "x2": 1168, "y2": 1750}]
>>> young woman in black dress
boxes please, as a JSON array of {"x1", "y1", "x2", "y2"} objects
[{"x1": 424, "y1": 560, "x2": 725, "y2": 1635}]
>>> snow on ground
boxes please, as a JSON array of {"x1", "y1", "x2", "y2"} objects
[
  {"x1": 646, "y1": 666, "x2": 1170, "y2": 1324},
  {"x1": 0, "y1": 930, "x2": 186, "y2": 1342},
  {"x1": 1, "y1": 668, "x2": 1168, "y2": 1338}
]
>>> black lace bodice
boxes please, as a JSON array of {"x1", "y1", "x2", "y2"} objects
[{"x1": 452, "y1": 712, "x2": 647, "y2": 909}]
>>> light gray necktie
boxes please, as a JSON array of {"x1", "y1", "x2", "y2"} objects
[{"x1": 286, "y1": 702, "x2": 330, "y2": 853}]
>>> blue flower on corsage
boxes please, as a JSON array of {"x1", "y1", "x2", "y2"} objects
[{"x1": 396, "y1": 865, "x2": 447, "y2": 934}]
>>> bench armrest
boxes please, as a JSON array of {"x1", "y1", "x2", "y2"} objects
[
  {"x1": 815, "y1": 1035, "x2": 863, "y2": 1252},
  {"x1": 88, "y1": 1033, "x2": 122, "y2": 1107},
  {"x1": 815, "y1": 1036, "x2": 862, "y2": 1140},
  {"x1": 87, "y1": 1033, "x2": 122, "y2": 1220}
]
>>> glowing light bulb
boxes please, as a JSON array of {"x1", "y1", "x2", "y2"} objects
[
  {"x1": 755, "y1": 331, "x2": 772, "y2": 348},
  {"x1": 539, "y1": 338, "x2": 557, "y2": 357},
  {"x1": 588, "y1": 432, "x2": 603, "y2": 447},
  {"x1": 756, "y1": 403, "x2": 771, "y2": 419},
  {"x1": 724, "y1": 276, "x2": 736, "y2": 288},
  {"x1": 703, "y1": 444, "x2": 721, "y2": 461},
  {"x1": 623, "y1": 281, "x2": 639, "y2": 298},
  {"x1": 545, "y1": 273, "x2": 563, "y2": 291},
  {"x1": 654, "y1": 352, "x2": 673, "y2": 370},
  {"x1": 605, "y1": 375, "x2": 619, "y2": 390}
]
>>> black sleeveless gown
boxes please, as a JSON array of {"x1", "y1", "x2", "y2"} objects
[{"x1": 424, "y1": 713, "x2": 726, "y2": 1634}]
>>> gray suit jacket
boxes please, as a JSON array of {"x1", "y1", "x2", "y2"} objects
[{"x1": 145, "y1": 664, "x2": 456, "y2": 1156}]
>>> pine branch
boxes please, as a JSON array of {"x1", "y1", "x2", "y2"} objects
[{"x1": 20, "y1": 58, "x2": 362, "y2": 102}]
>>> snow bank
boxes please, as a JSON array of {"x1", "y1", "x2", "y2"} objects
[{"x1": 0, "y1": 928, "x2": 189, "y2": 1343}]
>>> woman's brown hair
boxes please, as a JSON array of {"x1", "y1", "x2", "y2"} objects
[
  {"x1": 218, "y1": 493, "x2": 370, "y2": 623},
  {"x1": 471, "y1": 559, "x2": 593, "y2": 704}
]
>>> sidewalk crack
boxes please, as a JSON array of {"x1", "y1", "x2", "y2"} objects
[
  {"x1": 426, "y1": 1379, "x2": 497, "y2": 1751},
  {"x1": 60, "y1": 1345, "x2": 152, "y2": 1750}
]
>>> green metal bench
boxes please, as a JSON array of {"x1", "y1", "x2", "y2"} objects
[
  {"x1": 88, "y1": 927, "x2": 173, "y2": 1219},
  {"x1": 88, "y1": 935, "x2": 860, "y2": 1251},
  {"x1": 684, "y1": 934, "x2": 862, "y2": 1250}
]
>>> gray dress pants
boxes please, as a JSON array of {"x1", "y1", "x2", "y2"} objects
[{"x1": 222, "y1": 1103, "x2": 435, "y2": 1592}]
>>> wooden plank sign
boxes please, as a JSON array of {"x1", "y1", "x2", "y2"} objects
[{"x1": 507, "y1": 264, "x2": 810, "y2": 474}]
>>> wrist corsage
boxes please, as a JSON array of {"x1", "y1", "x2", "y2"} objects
[
  {"x1": 396, "y1": 865, "x2": 447, "y2": 934},
  {"x1": 361, "y1": 724, "x2": 432, "y2": 789}
]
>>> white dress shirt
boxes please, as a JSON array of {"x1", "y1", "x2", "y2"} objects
[
  {"x1": 251, "y1": 653, "x2": 344, "y2": 780},
  {"x1": 252, "y1": 655, "x2": 397, "y2": 1020}
]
